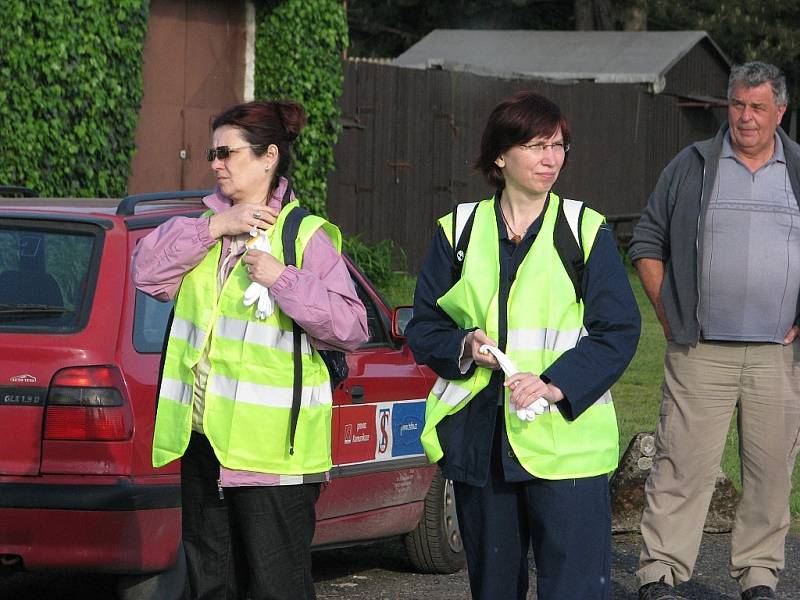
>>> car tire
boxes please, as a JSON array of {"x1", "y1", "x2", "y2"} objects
[
  {"x1": 404, "y1": 469, "x2": 466, "y2": 574},
  {"x1": 117, "y1": 542, "x2": 187, "y2": 600}
]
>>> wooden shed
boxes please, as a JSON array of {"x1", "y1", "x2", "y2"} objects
[{"x1": 327, "y1": 30, "x2": 731, "y2": 272}]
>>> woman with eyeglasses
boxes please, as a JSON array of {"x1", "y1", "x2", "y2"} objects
[
  {"x1": 132, "y1": 100, "x2": 368, "y2": 600},
  {"x1": 405, "y1": 91, "x2": 640, "y2": 599}
]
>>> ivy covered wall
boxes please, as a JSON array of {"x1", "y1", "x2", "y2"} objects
[
  {"x1": 0, "y1": 1, "x2": 149, "y2": 197},
  {"x1": 254, "y1": 0, "x2": 348, "y2": 216}
]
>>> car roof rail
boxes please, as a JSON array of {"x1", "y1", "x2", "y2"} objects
[
  {"x1": 0, "y1": 185, "x2": 39, "y2": 198},
  {"x1": 117, "y1": 189, "x2": 213, "y2": 216}
]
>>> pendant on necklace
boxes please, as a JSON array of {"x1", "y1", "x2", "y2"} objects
[{"x1": 500, "y1": 207, "x2": 525, "y2": 244}]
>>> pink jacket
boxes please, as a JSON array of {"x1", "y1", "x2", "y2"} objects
[{"x1": 131, "y1": 178, "x2": 368, "y2": 352}]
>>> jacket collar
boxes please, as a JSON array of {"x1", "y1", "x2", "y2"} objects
[
  {"x1": 695, "y1": 122, "x2": 800, "y2": 209},
  {"x1": 695, "y1": 122, "x2": 800, "y2": 165},
  {"x1": 201, "y1": 176, "x2": 293, "y2": 214}
]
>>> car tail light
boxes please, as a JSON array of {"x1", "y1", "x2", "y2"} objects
[{"x1": 45, "y1": 366, "x2": 133, "y2": 441}]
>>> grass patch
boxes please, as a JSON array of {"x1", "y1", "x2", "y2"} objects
[
  {"x1": 380, "y1": 272, "x2": 417, "y2": 308},
  {"x1": 382, "y1": 269, "x2": 800, "y2": 524}
]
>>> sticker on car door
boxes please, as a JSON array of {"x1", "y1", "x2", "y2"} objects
[{"x1": 336, "y1": 400, "x2": 425, "y2": 465}]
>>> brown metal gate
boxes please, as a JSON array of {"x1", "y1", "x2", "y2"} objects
[{"x1": 127, "y1": 0, "x2": 247, "y2": 194}]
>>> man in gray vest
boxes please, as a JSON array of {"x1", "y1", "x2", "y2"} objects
[{"x1": 629, "y1": 61, "x2": 800, "y2": 600}]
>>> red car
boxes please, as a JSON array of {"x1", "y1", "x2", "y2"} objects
[{"x1": 0, "y1": 191, "x2": 463, "y2": 598}]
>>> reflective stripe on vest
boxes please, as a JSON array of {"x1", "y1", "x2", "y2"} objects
[
  {"x1": 170, "y1": 317, "x2": 207, "y2": 351},
  {"x1": 214, "y1": 316, "x2": 312, "y2": 355},
  {"x1": 422, "y1": 193, "x2": 619, "y2": 479},
  {"x1": 152, "y1": 200, "x2": 341, "y2": 475}
]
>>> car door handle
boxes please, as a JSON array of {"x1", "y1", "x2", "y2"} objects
[{"x1": 350, "y1": 385, "x2": 365, "y2": 404}]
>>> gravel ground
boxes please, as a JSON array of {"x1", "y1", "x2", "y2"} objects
[
  {"x1": 313, "y1": 531, "x2": 800, "y2": 599},
  {"x1": 2, "y1": 532, "x2": 798, "y2": 598}
]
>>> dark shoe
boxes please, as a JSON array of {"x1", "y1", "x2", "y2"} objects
[
  {"x1": 741, "y1": 586, "x2": 776, "y2": 600},
  {"x1": 639, "y1": 576, "x2": 688, "y2": 600}
]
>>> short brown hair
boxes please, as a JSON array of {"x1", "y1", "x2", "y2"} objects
[{"x1": 473, "y1": 91, "x2": 570, "y2": 189}]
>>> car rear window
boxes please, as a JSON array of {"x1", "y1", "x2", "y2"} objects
[
  {"x1": 0, "y1": 220, "x2": 101, "y2": 331},
  {"x1": 133, "y1": 290, "x2": 173, "y2": 353}
]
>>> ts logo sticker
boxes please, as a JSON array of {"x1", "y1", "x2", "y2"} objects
[{"x1": 377, "y1": 407, "x2": 391, "y2": 454}]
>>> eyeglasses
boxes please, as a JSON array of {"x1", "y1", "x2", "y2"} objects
[
  {"x1": 519, "y1": 141, "x2": 570, "y2": 154},
  {"x1": 205, "y1": 144, "x2": 264, "y2": 162}
]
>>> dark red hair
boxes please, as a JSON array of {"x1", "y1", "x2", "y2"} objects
[
  {"x1": 474, "y1": 91, "x2": 571, "y2": 189},
  {"x1": 212, "y1": 100, "x2": 306, "y2": 176}
]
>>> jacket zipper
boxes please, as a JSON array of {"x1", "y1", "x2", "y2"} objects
[{"x1": 694, "y1": 162, "x2": 706, "y2": 336}]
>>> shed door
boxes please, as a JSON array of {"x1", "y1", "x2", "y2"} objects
[{"x1": 127, "y1": 0, "x2": 246, "y2": 194}]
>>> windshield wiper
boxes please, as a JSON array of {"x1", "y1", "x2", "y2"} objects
[{"x1": 0, "y1": 304, "x2": 73, "y2": 317}]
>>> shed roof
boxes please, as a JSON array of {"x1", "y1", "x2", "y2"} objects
[{"x1": 394, "y1": 30, "x2": 729, "y2": 93}]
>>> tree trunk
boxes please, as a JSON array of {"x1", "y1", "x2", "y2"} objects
[
  {"x1": 594, "y1": 0, "x2": 615, "y2": 29},
  {"x1": 575, "y1": 0, "x2": 617, "y2": 30},
  {"x1": 623, "y1": 4, "x2": 647, "y2": 30},
  {"x1": 574, "y1": 0, "x2": 594, "y2": 30}
]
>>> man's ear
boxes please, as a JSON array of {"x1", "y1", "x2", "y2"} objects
[{"x1": 777, "y1": 104, "x2": 787, "y2": 125}]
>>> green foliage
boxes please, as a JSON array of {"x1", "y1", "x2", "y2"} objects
[
  {"x1": 0, "y1": 1, "x2": 149, "y2": 196},
  {"x1": 254, "y1": 0, "x2": 348, "y2": 216},
  {"x1": 381, "y1": 272, "x2": 417, "y2": 308},
  {"x1": 343, "y1": 234, "x2": 406, "y2": 289},
  {"x1": 348, "y1": 0, "x2": 573, "y2": 57}
]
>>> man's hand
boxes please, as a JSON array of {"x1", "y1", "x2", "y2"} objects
[
  {"x1": 783, "y1": 325, "x2": 800, "y2": 345},
  {"x1": 635, "y1": 258, "x2": 673, "y2": 341}
]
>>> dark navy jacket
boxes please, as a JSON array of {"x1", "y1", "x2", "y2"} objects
[{"x1": 406, "y1": 199, "x2": 641, "y2": 486}]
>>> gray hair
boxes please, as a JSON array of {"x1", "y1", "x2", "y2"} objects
[{"x1": 728, "y1": 61, "x2": 788, "y2": 107}]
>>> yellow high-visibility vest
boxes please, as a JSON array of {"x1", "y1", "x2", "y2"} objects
[
  {"x1": 421, "y1": 193, "x2": 619, "y2": 479},
  {"x1": 152, "y1": 200, "x2": 341, "y2": 475}
]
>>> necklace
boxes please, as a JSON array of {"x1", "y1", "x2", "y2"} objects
[{"x1": 500, "y1": 206, "x2": 527, "y2": 244}]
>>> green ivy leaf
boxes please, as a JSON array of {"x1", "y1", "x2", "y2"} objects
[
  {"x1": 254, "y1": 0, "x2": 347, "y2": 216},
  {"x1": 0, "y1": 0, "x2": 148, "y2": 196}
]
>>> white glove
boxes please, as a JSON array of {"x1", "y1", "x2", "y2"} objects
[
  {"x1": 242, "y1": 231, "x2": 274, "y2": 320},
  {"x1": 479, "y1": 344, "x2": 548, "y2": 422}
]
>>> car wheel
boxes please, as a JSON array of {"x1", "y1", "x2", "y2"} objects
[
  {"x1": 117, "y1": 542, "x2": 187, "y2": 600},
  {"x1": 404, "y1": 469, "x2": 466, "y2": 574}
]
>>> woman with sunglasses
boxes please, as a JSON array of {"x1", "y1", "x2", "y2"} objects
[
  {"x1": 132, "y1": 100, "x2": 368, "y2": 600},
  {"x1": 405, "y1": 91, "x2": 640, "y2": 599}
]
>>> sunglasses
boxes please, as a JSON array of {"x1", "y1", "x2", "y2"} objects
[{"x1": 205, "y1": 144, "x2": 264, "y2": 162}]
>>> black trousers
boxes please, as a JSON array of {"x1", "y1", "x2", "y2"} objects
[
  {"x1": 453, "y1": 431, "x2": 612, "y2": 600},
  {"x1": 181, "y1": 432, "x2": 320, "y2": 600}
]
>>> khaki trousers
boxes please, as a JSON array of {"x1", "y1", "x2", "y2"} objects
[{"x1": 637, "y1": 340, "x2": 800, "y2": 592}]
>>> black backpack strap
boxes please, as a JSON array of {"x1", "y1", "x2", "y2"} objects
[
  {"x1": 450, "y1": 201, "x2": 479, "y2": 282},
  {"x1": 281, "y1": 205, "x2": 308, "y2": 267},
  {"x1": 281, "y1": 174, "x2": 294, "y2": 205},
  {"x1": 155, "y1": 306, "x2": 176, "y2": 420},
  {"x1": 281, "y1": 204, "x2": 310, "y2": 455},
  {"x1": 553, "y1": 198, "x2": 585, "y2": 303}
]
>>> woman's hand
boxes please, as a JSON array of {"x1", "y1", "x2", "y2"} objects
[
  {"x1": 208, "y1": 204, "x2": 278, "y2": 239},
  {"x1": 463, "y1": 329, "x2": 500, "y2": 369},
  {"x1": 504, "y1": 372, "x2": 564, "y2": 409},
  {"x1": 242, "y1": 249, "x2": 286, "y2": 287}
]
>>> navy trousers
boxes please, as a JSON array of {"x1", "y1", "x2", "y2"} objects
[
  {"x1": 181, "y1": 432, "x2": 320, "y2": 600},
  {"x1": 453, "y1": 443, "x2": 612, "y2": 599}
]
